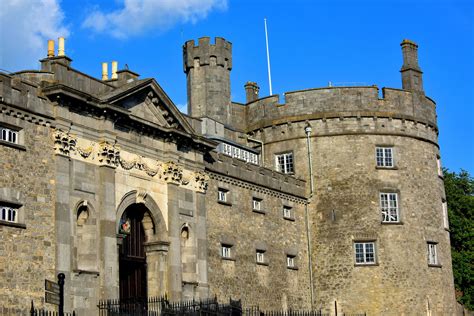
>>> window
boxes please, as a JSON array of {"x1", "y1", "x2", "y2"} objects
[
  {"x1": 256, "y1": 250, "x2": 265, "y2": 264},
  {"x1": 427, "y1": 242, "x2": 439, "y2": 266},
  {"x1": 376, "y1": 147, "x2": 394, "y2": 168},
  {"x1": 0, "y1": 126, "x2": 19, "y2": 144},
  {"x1": 283, "y1": 206, "x2": 293, "y2": 220},
  {"x1": 442, "y1": 201, "x2": 449, "y2": 229},
  {"x1": 0, "y1": 205, "x2": 18, "y2": 223},
  {"x1": 221, "y1": 244, "x2": 232, "y2": 259},
  {"x1": 286, "y1": 255, "x2": 296, "y2": 268},
  {"x1": 218, "y1": 188, "x2": 228, "y2": 203},
  {"x1": 233, "y1": 147, "x2": 241, "y2": 159},
  {"x1": 275, "y1": 152, "x2": 294, "y2": 174},
  {"x1": 380, "y1": 192, "x2": 399, "y2": 223},
  {"x1": 354, "y1": 242, "x2": 376, "y2": 265},
  {"x1": 437, "y1": 157, "x2": 443, "y2": 177},
  {"x1": 223, "y1": 143, "x2": 232, "y2": 156},
  {"x1": 252, "y1": 198, "x2": 262, "y2": 211}
]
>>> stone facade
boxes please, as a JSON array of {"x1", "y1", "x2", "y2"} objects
[{"x1": 0, "y1": 36, "x2": 458, "y2": 315}]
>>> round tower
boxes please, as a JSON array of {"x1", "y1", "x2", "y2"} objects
[
  {"x1": 183, "y1": 37, "x2": 232, "y2": 125},
  {"x1": 246, "y1": 40, "x2": 456, "y2": 315}
]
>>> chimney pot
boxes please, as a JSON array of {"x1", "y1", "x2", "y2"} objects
[
  {"x1": 111, "y1": 61, "x2": 118, "y2": 80},
  {"x1": 102, "y1": 62, "x2": 109, "y2": 81},
  {"x1": 58, "y1": 37, "x2": 65, "y2": 56},
  {"x1": 47, "y1": 40, "x2": 55, "y2": 58}
]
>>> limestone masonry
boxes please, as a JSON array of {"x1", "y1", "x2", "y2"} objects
[{"x1": 0, "y1": 36, "x2": 457, "y2": 315}]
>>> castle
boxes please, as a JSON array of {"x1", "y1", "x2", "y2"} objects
[{"x1": 0, "y1": 36, "x2": 457, "y2": 315}]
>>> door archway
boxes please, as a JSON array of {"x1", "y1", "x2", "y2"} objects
[{"x1": 119, "y1": 204, "x2": 148, "y2": 300}]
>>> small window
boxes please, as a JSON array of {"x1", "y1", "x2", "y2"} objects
[
  {"x1": 221, "y1": 244, "x2": 232, "y2": 259},
  {"x1": 275, "y1": 152, "x2": 294, "y2": 174},
  {"x1": 354, "y1": 242, "x2": 376, "y2": 265},
  {"x1": 256, "y1": 250, "x2": 265, "y2": 264},
  {"x1": 283, "y1": 206, "x2": 293, "y2": 220},
  {"x1": 376, "y1": 147, "x2": 394, "y2": 168},
  {"x1": 286, "y1": 255, "x2": 296, "y2": 268},
  {"x1": 233, "y1": 147, "x2": 241, "y2": 159},
  {"x1": 437, "y1": 157, "x2": 443, "y2": 177},
  {"x1": 442, "y1": 201, "x2": 449, "y2": 229},
  {"x1": 0, "y1": 205, "x2": 18, "y2": 223},
  {"x1": 222, "y1": 143, "x2": 232, "y2": 156},
  {"x1": 218, "y1": 188, "x2": 228, "y2": 203},
  {"x1": 380, "y1": 192, "x2": 399, "y2": 223},
  {"x1": 427, "y1": 242, "x2": 439, "y2": 266},
  {"x1": 0, "y1": 126, "x2": 19, "y2": 144},
  {"x1": 252, "y1": 198, "x2": 262, "y2": 211}
]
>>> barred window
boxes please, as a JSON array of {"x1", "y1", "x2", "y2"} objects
[
  {"x1": 221, "y1": 244, "x2": 232, "y2": 259},
  {"x1": 380, "y1": 192, "x2": 399, "y2": 223},
  {"x1": 0, "y1": 205, "x2": 18, "y2": 223},
  {"x1": 283, "y1": 206, "x2": 293, "y2": 220},
  {"x1": 286, "y1": 255, "x2": 296, "y2": 268},
  {"x1": 442, "y1": 201, "x2": 449, "y2": 229},
  {"x1": 252, "y1": 198, "x2": 262, "y2": 211},
  {"x1": 0, "y1": 127, "x2": 18, "y2": 144},
  {"x1": 223, "y1": 143, "x2": 232, "y2": 156},
  {"x1": 218, "y1": 188, "x2": 228, "y2": 203},
  {"x1": 376, "y1": 147, "x2": 394, "y2": 167},
  {"x1": 427, "y1": 242, "x2": 438, "y2": 266},
  {"x1": 276, "y1": 152, "x2": 294, "y2": 174},
  {"x1": 256, "y1": 250, "x2": 265, "y2": 264},
  {"x1": 354, "y1": 242, "x2": 376, "y2": 264}
]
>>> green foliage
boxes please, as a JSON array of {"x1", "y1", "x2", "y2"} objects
[{"x1": 443, "y1": 168, "x2": 474, "y2": 309}]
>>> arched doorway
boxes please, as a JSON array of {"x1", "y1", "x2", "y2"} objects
[{"x1": 119, "y1": 204, "x2": 148, "y2": 300}]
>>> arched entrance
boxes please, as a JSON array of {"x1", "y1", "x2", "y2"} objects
[{"x1": 119, "y1": 204, "x2": 148, "y2": 299}]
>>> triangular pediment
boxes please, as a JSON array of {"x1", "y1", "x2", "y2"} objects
[{"x1": 100, "y1": 79, "x2": 194, "y2": 135}]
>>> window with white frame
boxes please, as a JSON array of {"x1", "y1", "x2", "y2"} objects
[
  {"x1": 252, "y1": 198, "x2": 262, "y2": 211},
  {"x1": 256, "y1": 250, "x2": 265, "y2": 264},
  {"x1": 437, "y1": 157, "x2": 443, "y2": 177},
  {"x1": 233, "y1": 147, "x2": 241, "y2": 159},
  {"x1": 283, "y1": 206, "x2": 293, "y2": 219},
  {"x1": 286, "y1": 255, "x2": 296, "y2": 268},
  {"x1": 223, "y1": 143, "x2": 232, "y2": 156},
  {"x1": 221, "y1": 244, "x2": 232, "y2": 259},
  {"x1": 427, "y1": 242, "x2": 439, "y2": 266},
  {"x1": 275, "y1": 152, "x2": 294, "y2": 174},
  {"x1": 354, "y1": 242, "x2": 376, "y2": 264},
  {"x1": 0, "y1": 126, "x2": 19, "y2": 144},
  {"x1": 380, "y1": 192, "x2": 399, "y2": 223},
  {"x1": 376, "y1": 147, "x2": 394, "y2": 168},
  {"x1": 218, "y1": 142, "x2": 259, "y2": 165},
  {"x1": 0, "y1": 205, "x2": 18, "y2": 223},
  {"x1": 442, "y1": 201, "x2": 449, "y2": 229},
  {"x1": 218, "y1": 188, "x2": 228, "y2": 203}
]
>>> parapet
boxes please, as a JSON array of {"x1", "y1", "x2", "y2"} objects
[{"x1": 183, "y1": 37, "x2": 232, "y2": 72}]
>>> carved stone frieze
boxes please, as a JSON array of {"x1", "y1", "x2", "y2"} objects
[
  {"x1": 161, "y1": 161, "x2": 183, "y2": 184},
  {"x1": 98, "y1": 141, "x2": 120, "y2": 167},
  {"x1": 194, "y1": 171, "x2": 209, "y2": 192},
  {"x1": 53, "y1": 129, "x2": 76, "y2": 156}
]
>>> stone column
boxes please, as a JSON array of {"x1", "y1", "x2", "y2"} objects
[{"x1": 144, "y1": 241, "x2": 170, "y2": 297}]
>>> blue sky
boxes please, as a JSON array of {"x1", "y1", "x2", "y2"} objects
[{"x1": 1, "y1": 0, "x2": 473, "y2": 173}]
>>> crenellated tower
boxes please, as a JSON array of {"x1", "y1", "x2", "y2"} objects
[
  {"x1": 183, "y1": 37, "x2": 232, "y2": 125},
  {"x1": 400, "y1": 39, "x2": 424, "y2": 91}
]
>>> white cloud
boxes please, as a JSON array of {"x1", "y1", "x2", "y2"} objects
[
  {"x1": 0, "y1": 0, "x2": 69, "y2": 72},
  {"x1": 82, "y1": 0, "x2": 228, "y2": 39}
]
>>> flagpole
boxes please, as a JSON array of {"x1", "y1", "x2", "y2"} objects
[{"x1": 264, "y1": 18, "x2": 273, "y2": 95}]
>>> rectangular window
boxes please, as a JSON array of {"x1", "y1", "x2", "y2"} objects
[
  {"x1": 0, "y1": 206, "x2": 18, "y2": 223},
  {"x1": 376, "y1": 147, "x2": 394, "y2": 167},
  {"x1": 256, "y1": 250, "x2": 265, "y2": 264},
  {"x1": 232, "y1": 147, "x2": 241, "y2": 159},
  {"x1": 380, "y1": 192, "x2": 399, "y2": 223},
  {"x1": 221, "y1": 244, "x2": 232, "y2": 259},
  {"x1": 437, "y1": 157, "x2": 443, "y2": 177},
  {"x1": 283, "y1": 206, "x2": 293, "y2": 219},
  {"x1": 222, "y1": 143, "x2": 232, "y2": 156},
  {"x1": 286, "y1": 255, "x2": 296, "y2": 268},
  {"x1": 354, "y1": 242, "x2": 376, "y2": 265},
  {"x1": 0, "y1": 127, "x2": 19, "y2": 144},
  {"x1": 252, "y1": 198, "x2": 262, "y2": 211},
  {"x1": 427, "y1": 242, "x2": 439, "y2": 266},
  {"x1": 218, "y1": 189, "x2": 228, "y2": 203},
  {"x1": 442, "y1": 201, "x2": 449, "y2": 229},
  {"x1": 275, "y1": 152, "x2": 294, "y2": 174}
]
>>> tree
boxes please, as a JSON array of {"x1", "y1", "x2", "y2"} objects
[{"x1": 444, "y1": 168, "x2": 474, "y2": 310}]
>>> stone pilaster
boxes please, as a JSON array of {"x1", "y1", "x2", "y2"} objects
[
  {"x1": 195, "y1": 191, "x2": 209, "y2": 298},
  {"x1": 166, "y1": 182, "x2": 183, "y2": 300},
  {"x1": 144, "y1": 241, "x2": 170, "y2": 297}
]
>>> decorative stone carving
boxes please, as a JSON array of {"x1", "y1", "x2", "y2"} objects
[
  {"x1": 76, "y1": 144, "x2": 94, "y2": 158},
  {"x1": 119, "y1": 156, "x2": 137, "y2": 170},
  {"x1": 53, "y1": 129, "x2": 76, "y2": 156},
  {"x1": 136, "y1": 190, "x2": 148, "y2": 204},
  {"x1": 161, "y1": 161, "x2": 183, "y2": 184},
  {"x1": 194, "y1": 171, "x2": 209, "y2": 192},
  {"x1": 98, "y1": 141, "x2": 120, "y2": 167},
  {"x1": 136, "y1": 157, "x2": 160, "y2": 177}
]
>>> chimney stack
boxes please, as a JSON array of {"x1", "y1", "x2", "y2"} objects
[
  {"x1": 245, "y1": 82, "x2": 260, "y2": 103},
  {"x1": 400, "y1": 39, "x2": 423, "y2": 92},
  {"x1": 58, "y1": 37, "x2": 65, "y2": 57},
  {"x1": 47, "y1": 40, "x2": 55, "y2": 58},
  {"x1": 111, "y1": 61, "x2": 118, "y2": 80},
  {"x1": 102, "y1": 62, "x2": 108, "y2": 81}
]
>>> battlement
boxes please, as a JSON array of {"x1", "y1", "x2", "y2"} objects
[
  {"x1": 245, "y1": 86, "x2": 437, "y2": 131},
  {"x1": 183, "y1": 37, "x2": 232, "y2": 72}
]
